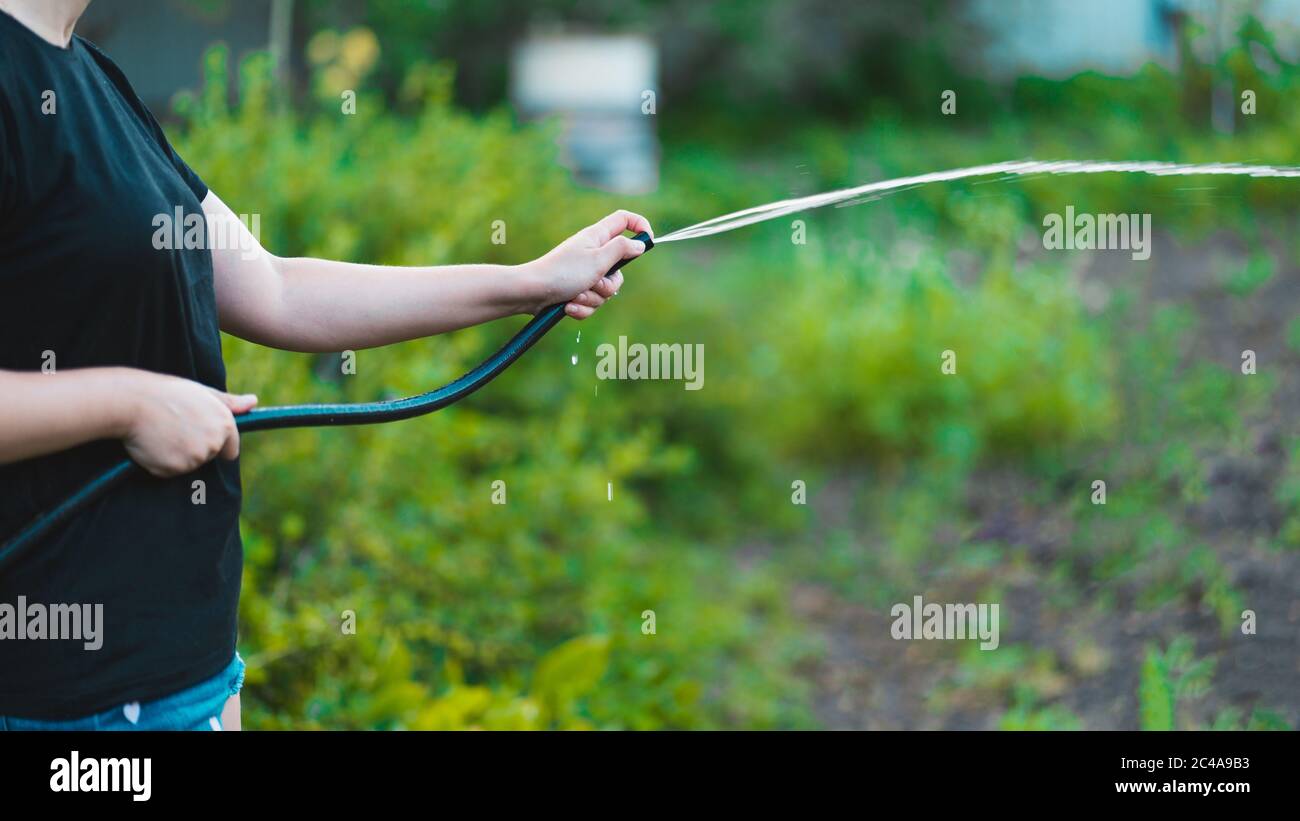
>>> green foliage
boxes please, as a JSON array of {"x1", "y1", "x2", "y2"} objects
[
  {"x1": 755, "y1": 251, "x2": 1118, "y2": 464},
  {"x1": 1277, "y1": 438, "x2": 1300, "y2": 550},
  {"x1": 1287, "y1": 317, "x2": 1300, "y2": 354},
  {"x1": 1210, "y1": 707, "x2": 1292, "y2": 731},
  {"x1": 160, "y1": 9, "x2": 1300, "y2": 727},
  {"x1": 172, "y1": 45, "x2": 811, "y2": 729},
  {"x1": 531, "y1": 635, "x2": 610, "y2": 724},
  {"x1": 1139, "y1": 637, "x2": 1214, "y2": 730},
  {"x1": 297, "y1": 0, "x2": 977, "y2": 123},
  {"x1": 1224, "y1": 253, "x2": 1275, "y2": 296},
  {"x1": 1000, "y1": 699, "x2": 1084, "y2": 731},
  {"x1": 1138, "y1": 646, "x2": 1177, "y2": 730}
]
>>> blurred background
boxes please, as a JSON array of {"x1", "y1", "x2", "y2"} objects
[{"x1": 83, "y1": 0, "x2": 1300, "y2": 729}]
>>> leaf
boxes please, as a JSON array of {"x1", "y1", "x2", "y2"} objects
[
  {"x1": 532, "y1": 635, "x2": 612, "y2": 719},
  {"x1": 1138, "y1": 645, "x2": 1175, "y2": 731},
  {"x1": 1246, "y1": 709, "x2": 1292, "y2": 731}
]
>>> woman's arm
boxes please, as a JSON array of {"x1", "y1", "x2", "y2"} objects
[
  {"x1": 0, "y1": 368, "x2": 257, "y2": 476},
  {"x1": 0, "y1": 369, "x2": 134, "y2": 464},
  {"x1": 205, "y1": 192, "x2": 652, "y2": 352},
  {"x1": 0, "y1": 199, "x2": 643, "y2": 477}
]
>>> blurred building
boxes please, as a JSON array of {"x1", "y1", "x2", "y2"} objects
[
  {"x1": 510, "y1": 31, "x2": 659, "y2": 194},
  {"x1": 973, "y1": 0, "x2": 1300, "y2": 76}
]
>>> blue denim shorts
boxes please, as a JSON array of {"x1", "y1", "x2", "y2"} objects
[{"x1": 0, "y1": 652, "x2": 245, "y2": 731}]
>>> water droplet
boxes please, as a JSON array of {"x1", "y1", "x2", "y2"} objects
[
  {"x1": 576, "y1": 330, "x2": 581, "y2": 343},
  {"x1": 570, "y1": 355, "x2": 578, "y2": 366}
]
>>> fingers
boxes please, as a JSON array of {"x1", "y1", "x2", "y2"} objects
[
  {"x1": 213, "y1": 390, "x2": 259, "y2": 415},
  {"x1": 590, "y1": 210, "x2": 654, "y2": 244},
  {"x1": 218, "y1": 420, "x2": 241, "y2": 461},
  {"x1": 564, "y1": 302, "x2": 597, "y2": 320},
  {"x1": 569, "y1": 288, "x2": 607, "y2": 309},
  {"x1": 568, "y1": 265, "x2": 625, "y2": 319},
  {"x1": 593, "y1": 270, "x2": 623, "y2": 299},
  {"x1": 210, "y1": 389, "x2": 250, "y2": 460},
  {"x1": 595, "y1": 234, "x2": 647, "y2": 272}
]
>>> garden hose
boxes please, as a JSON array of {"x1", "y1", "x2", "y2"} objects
[
  {"x1": 11, "y1": 158, "x2": 1297, "y2": 568},
  {"x1": 0, "y1": 232, "x2": 654, "y2": 567}
]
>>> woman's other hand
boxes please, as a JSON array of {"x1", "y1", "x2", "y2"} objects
[{"x1": 119, "y1": 372, "x2": 258, "y2": 477}]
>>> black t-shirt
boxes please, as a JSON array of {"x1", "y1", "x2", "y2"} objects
[{"x1": 0, "y1": 12, "x2": 242, "y2": 719}]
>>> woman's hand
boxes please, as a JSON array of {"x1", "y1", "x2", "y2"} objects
[
  {"x1": 119, "y1": 371, "x2": 258, "y2": 477},
  {"x1": 522, "y1": 210, "x2": 653, "y2": 319}
]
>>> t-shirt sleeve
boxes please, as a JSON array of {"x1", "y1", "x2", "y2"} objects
[{"x1": 140, "y1": 104, "x2": 209, "y2": 203}]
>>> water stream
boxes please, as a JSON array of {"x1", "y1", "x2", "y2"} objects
[{"x1": 654, "y1": 159, "x2": 1300, "y2": 244}]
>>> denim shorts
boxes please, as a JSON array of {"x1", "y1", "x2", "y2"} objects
[{"x1": 0, "y1": 652, "x2": 245, "y2": 731}]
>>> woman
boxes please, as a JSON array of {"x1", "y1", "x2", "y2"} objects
[{"x1": 0, "y1": 0, "x2": 651, "y2": 730}]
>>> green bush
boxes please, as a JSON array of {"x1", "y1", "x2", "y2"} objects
[
  {"x1": 162, "y1": 21, "x2": 1300, "y2": 728},
  {"x1": 172, "y1": 46, "x2": 814, "y2": 729}
]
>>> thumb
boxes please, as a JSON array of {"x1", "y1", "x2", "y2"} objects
[{"x1": 216, "y1": 391, "x2": 259, "y2": 415}]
